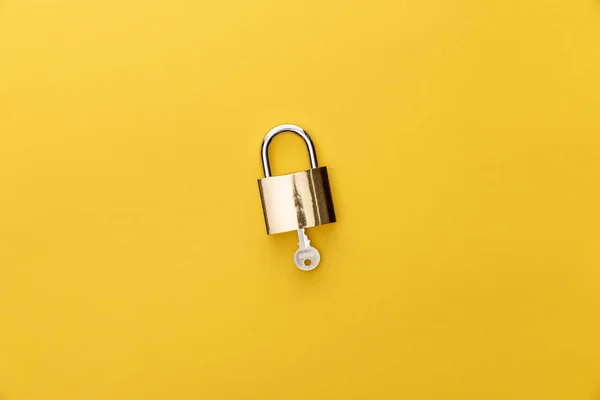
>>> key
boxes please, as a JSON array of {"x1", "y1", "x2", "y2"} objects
[{"x1": 293, "y1": 228, "x2": 321, "y2": 271}]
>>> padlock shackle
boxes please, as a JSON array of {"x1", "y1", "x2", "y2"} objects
[{"x1": 261, "y1": 124, "x2": 318, "y2": 178}]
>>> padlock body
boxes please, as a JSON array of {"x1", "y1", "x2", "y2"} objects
[{"x1": 258, "y1": 166, "x2": 336, "y2": 235}]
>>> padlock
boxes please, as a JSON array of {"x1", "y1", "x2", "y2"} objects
[{"x1": 258, "y1": 124, "x2": 336, "y2": 270}]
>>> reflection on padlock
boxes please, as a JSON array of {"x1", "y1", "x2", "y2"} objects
[{"x1": 258, "y1": 124, "x2": 336, "y2": 271}]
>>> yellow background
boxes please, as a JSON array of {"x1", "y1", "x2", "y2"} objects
[{"x1": 1, "y1": 0, "x2": 600, "y2": 398}]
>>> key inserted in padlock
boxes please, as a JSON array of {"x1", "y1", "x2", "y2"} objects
[{"x1": 258, "y1": 124, "x2": 336, "y2": 271}]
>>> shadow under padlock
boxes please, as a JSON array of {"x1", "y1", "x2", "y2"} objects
[{"x1": 257, "y1": 124, "x2": 337, "y2": 271}]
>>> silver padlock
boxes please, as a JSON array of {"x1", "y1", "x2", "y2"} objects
[{"x1": 258, "y1": 124, "x2": 336, "y2": 271}]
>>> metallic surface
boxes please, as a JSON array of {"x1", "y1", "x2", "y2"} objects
[
  {"x1": 261, "y1": 124, "x2": 318, "y2": 177},
  {"x1": 258, "y1": 166, "x2": 336, "y2": 235},
  {"x1": 293, "y1": 228, "x2": 320, "y2": 271}
]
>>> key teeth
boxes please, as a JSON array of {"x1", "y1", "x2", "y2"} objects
[
  {"x1": 298, "y1": 239, "x2": 310, "y2": 247},
  {"x1": 297, "y1": 228, "x2": 309, "y2": 248}
]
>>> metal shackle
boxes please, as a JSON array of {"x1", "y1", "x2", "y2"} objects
[{"x1": 261, "y1": 124, "x2": 318, "y2": 178}]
